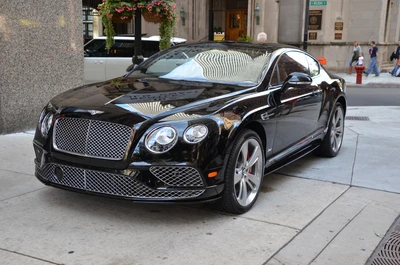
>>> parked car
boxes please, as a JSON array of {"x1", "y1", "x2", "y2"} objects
[
  {"x1": 34, "y1": 41, "x2": 346, "y2": 214},
  {"x1": 84, "y1": 35, "x2": 186, "y2": 83}
]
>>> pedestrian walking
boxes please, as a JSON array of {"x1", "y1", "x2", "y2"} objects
[
  {"x1": 357, "y1": 52, "x2": 364, "y2": 66},
  {"x1": 364, "y1": 41, "x2": 379, "y2": 77},
  {"x1": 348, "y1": 41, "x2": 362, "y2": 74},
  {"x1": 390, "y1": 40, "x2": 400, "y2": 76}
]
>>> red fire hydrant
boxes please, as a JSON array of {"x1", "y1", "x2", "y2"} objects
[{"x1": 355, "y1": 65, "x2": 365, "y2": 84}]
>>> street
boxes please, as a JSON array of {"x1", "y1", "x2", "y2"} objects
[
  {"x1": 346, "y1": 86, "x2": 400, "y2": 106},
  {"x1": 1, "y1": 106, "x2": 400, "y2": 265}
]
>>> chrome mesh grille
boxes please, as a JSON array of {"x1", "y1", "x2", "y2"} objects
[
  {"x1": 150, "y1": 166, "x2": 204, "y2": 187},
  {"x1": 54, "y1": 118, "x2": 133, "y2": 160},
  {"x1": 36, "y1": 163, "x2": 204, "y2": 199}
]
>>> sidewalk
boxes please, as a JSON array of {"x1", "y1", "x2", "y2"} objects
[
  {"x1": 0, "y1": 107, "x2": 400, "y2": 264},
  {"x1": 335, "y1": 72, "x2": 400, "y2": 87}
]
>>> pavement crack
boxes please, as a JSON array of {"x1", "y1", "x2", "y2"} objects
[
  {"x1": 307, "y1": 202, "x2": 370, "y2": 265},
  {"x1": 0, "y1": 248, "x2": 63, "y2": 264},
  {"x1": 262, "y1": 186, "x2": 351, "y2": 265},
  {"x1": 272, "y1": 257, "x2": 285, "y2": 264},
  {"x1": 0, "y1": 168, "x2": 35, "y2": 177},
  {"x1": 0, "y1": 188, "x2": 46, "y2": 203},
  {"x1": 350, "y1": 133, "x2": 360, "y2": 186}
]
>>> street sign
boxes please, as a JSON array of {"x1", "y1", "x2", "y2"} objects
[{"x1": 311, "y1": 1, "x2": 327, "y2": 6}]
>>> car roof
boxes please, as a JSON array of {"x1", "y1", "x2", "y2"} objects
[{"x1": 92, "y1": 35, "x2": 187, "y2": 43}]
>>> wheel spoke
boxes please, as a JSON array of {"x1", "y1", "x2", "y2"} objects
[
  {"x1": 333, "y1": 135, "x2": 338, "y2": 151},
  {"x1": 335, "y1": 125, "x2": 344, "y2": 134},
  {"x1": 234, "y1": 168, "x2": 242, "y2": 185},
  {"x1": 332, "y1": 112, "x2": 338, "y2": 127},
  {"x1": 245, "y1": 146, "x2": 260, "y2": 170},
  {"x1": 246, "y1": 173, "x2": 260, "y2": 189},
  {"x1": 237, "y1": 180, "x2": 248, "y2": 205},
  {"x1": 240, "y1": 143, "x2": 248, "y2": 164}
]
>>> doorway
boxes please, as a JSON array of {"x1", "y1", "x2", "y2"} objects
[{"x1": 225, "y1": 10, "x2": 248, "y2": 40}]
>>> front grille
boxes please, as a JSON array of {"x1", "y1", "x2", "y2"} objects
[
  {"x1": 36, "y1": 163, "x2": 204, "y2": 199},
  {"x1": 54, "y1": 118, "x2": 133, "y2": 160},
  {"x1": 150, "y1": 166, "x2": 204, "y2": 187}
]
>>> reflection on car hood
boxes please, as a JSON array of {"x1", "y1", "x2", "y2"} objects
[{"x1": 51, "y1": 76, "x2": 254, "y2": 122}]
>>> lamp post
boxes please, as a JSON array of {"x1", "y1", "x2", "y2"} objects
[
  {"x1": 303, "y1": 0, "x2": 310, "y2": 51},
  {"x1": 255, "y1": 3, "x2": 260, "y2": 25},
  {"x1": 180, "y1": 7, "x2": 186, "y2": 26},
  {"x1": 209, "y1": 0, "x2": 214, "y2": 40},
  {"x1": 133, "y1": 1, "x2": 143, "y2": 65}
]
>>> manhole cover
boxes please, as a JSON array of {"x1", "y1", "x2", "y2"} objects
[
  {"x1": 346, "y1": 116, "x2": 370, "y2": 121},
  {"x1": 365, "y1": 216, "x2": 400, "y2": 265}
]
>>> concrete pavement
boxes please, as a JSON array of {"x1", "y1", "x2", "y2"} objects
[
  {"x1": 336, "y1": 71, "x2": 400, "y2": 87},
  {"x1": 0, "y1": 74, "x2": 399, "y2": 265}
]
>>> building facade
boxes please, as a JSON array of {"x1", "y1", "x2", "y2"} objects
[
  {"x1": 1, "y1": 0, "x2": 399, "y2": 134},
  {"x1": 83, "y1": 0, "x2": 400, "y2": 71}
]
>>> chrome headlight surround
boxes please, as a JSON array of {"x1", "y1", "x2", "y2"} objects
[
  {"x1": 145, "y1": 126, "x2": 178, "y2": 154},
  {"x1": 183, "y1": 125, "x2": 208, "y2": 144},
  {"x1": 40, "y1": 113, "x2": 54, "y2": 138},
  {"x1": 38, "y1": 102, "x2": 55, "y2": 138}
]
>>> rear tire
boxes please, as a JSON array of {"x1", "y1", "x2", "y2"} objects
[
  {"x1": 215, "y1": 129, "x2": 265, "y2": 214},
  {"x1": 315, "y1": 102, "x2": 345, "y2": 157}
]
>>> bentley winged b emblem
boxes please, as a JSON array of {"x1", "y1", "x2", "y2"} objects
[{"x1": 88, "y1": 110, "x2": 105, "y2": 115}]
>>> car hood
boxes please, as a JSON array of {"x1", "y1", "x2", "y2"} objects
[{"x1": 51, "y1": 76, "x2": 254, "y2": 125}]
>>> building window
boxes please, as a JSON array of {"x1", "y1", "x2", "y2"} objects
[{"x1": 83, "y1": 6, "x2": 94, "y2": 44}]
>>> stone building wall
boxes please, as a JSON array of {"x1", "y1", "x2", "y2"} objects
[{"x1": 0, "y1": 0, "x2": 83, "y2": 134}]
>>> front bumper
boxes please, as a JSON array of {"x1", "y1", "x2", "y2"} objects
[{"x1": 34, "y1": 144, "x2": 222, "y2": 203}]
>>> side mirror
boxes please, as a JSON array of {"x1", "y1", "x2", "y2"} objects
[{"x1": 282, "y1": 72, "x2": 312, "y2": 93}]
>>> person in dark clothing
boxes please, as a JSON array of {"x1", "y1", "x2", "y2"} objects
[
  {"x1": 390, "y1": 40, "x2": 400, "y2": 76},
  {"x1": 364, "y1": 41, "x2": 379, "y2": 77}
]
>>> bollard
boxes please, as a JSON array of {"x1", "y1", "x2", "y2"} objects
[{"x1": 355, "y1": 65, "x2": 365, "y2": 84}]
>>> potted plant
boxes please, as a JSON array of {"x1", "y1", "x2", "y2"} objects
[{"x1": 98, "y1": 0, "x2": 177, "y2": 51}]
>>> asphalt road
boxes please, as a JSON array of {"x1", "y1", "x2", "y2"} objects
[{"x1": 346, "y1": 86, "x2": 400, "y2": 106}]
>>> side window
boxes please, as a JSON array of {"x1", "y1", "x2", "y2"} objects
[
  {"x1": 270, "y1": 65, "x2": 279, "y2": 86},
  {"x1": 84, "y1": 39, "x2": 107, "y2": 57},
  {"x1": 142, "y1": 41, "x2": 160, "y2": 58},
  {"x1": 109, "y1": 40, "x2": 135, "y2": 57},
  {"x1": 306, "y1": 55, "x2": 320, "y2": 77},
  {"x1": 285, "y1": 52, "x2": 310, "y2": 75}
]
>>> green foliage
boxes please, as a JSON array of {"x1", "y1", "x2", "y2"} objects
[
  {"x1": 97, "y1": 0, "x2": 177, "y2": 51},
  {"x1": 238, "y1": 35, "x2": 253, "y2": 42}
]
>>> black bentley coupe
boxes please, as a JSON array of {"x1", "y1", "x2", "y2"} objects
[{"x1": 33, "y1": 42, "x2": 346, "y2": 214}]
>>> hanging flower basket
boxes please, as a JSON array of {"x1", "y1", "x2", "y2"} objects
[
  {"x1": 98, "y1": 0, "x2": 177, "y2": 51},
  {"x1": 111, "y1": 14, "x2": 134, "y2": 23},
  {"x1": 142, "y1": 8, "x2": 163, "y2": 24}
]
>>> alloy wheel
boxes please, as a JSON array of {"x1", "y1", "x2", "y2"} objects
[
  {"x1": 330, "y1": 106, "x2": 344, "y2": 153},
  {"x1": 234, "y1": 138, "x2": 263, "y2": 207}
]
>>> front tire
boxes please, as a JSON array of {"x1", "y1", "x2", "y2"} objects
[
  {"x1": 216, "y1": 129, "x2": 265, "y2": 214},
  {"x1": 315, "y1": 102, "x2": 345, "y2": 157}
]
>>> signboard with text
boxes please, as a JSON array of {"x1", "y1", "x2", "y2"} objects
[
  {"x1": 308, "y1": 10, "x2": 322, "y2": 30},
  {"x1": 335, "y1": 33, "x2": 342, "y2": 40},
  {"x1": 335, "y1": 22, "x2": 343, "y2": 31},
  {"x1": 309, "y1": 32, "x2": 317, "y2": 40},
  {"x1": 311, "y1": 1, "x2": 327, "y2": 6}
]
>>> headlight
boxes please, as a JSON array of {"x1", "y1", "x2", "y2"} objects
[
  {"x1": 184, "y1": 125, "x2": 208, "y2": 144},
  {"x1": 145, "y1": 126, "x2": 178, "y2": 153},
  {"x1": 38, "y1": 108, "x2": 46, "y2": 124},
  {"x1": 40, "y1": 113, "x2": 54, "y2": 138}
]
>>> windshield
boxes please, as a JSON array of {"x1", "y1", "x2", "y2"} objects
[{"x1": 128, "y1": 43, "x2": 271, "y2": 86}]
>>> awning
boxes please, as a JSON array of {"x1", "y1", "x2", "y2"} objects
[{"x1": 82, "y1": 0, "x2": 102, "y2": 9}]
